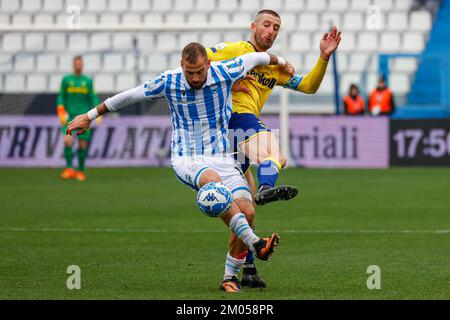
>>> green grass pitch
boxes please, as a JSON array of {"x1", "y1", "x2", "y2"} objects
[{"x1": 0, "y1": 167, "x2": 449, "y2": 299}]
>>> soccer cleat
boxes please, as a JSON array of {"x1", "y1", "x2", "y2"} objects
[
  {"x1": 75, "y1": 171, "x2": 86, "y2": 181},
  {"x1": 255, "y1": 185, "x2": 298, "y2": 206},
  {"x1": 241, "y1": 267, "x2": 266, "y2": 288},
  {"x1": 220, "y1": 276, "x2": 241, "y2": 293},
  {"x1": 253, "y1": 233, "x2": 280, "y2": 261},
  {"x1": 60, "y1": 168, "x2": 76, "y2": 180}
]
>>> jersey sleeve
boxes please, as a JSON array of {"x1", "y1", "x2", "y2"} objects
[
  {"x1": 222, "y1": 52, "x2": 270, "y2": 82},
  {"x1": 105, "y1": 74, "x2": 166, "y2": 112},
  {"x1": 56, "y1": 76, "x2": 67, "y2": 106},
  {"x1": 277, "y1": 57, "x2": 328, "y2": 93},
  {"x1": 206, "y1": 42, "x2": 247, "y2": 62}
]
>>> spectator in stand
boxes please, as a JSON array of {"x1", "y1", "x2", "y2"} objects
[
  {"x1": 368, "y1": 75, "x2": 395, "y2": 116},
  {"x1": 343, "y1": 84, "x2": 365, "y2": 115}
]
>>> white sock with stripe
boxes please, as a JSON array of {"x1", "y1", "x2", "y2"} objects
[
  {"x1": 223, "y1": 252, "x2": 246, "y2": 280},
  {"x1": 229, "y1": 213, "x2": 260, "y2": 252}
]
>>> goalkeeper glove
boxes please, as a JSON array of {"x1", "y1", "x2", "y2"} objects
[{"x1": 56, "y1": 105, "x2": 68, "y2": 126}]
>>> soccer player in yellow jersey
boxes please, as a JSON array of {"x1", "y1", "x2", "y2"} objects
[{"x1": 207, "y1": 10, "x2": 341, "y2": 288}]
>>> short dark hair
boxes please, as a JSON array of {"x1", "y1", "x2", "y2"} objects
[
  {"x1": 73, "y1": 55, "x2": 83, "y2": 62},
  {"x1": 181, "y1": 42, "x2": 207, "y2": 64},
  {"x1": 255, "y1": 9, "x2": 281, "y2": 21}
]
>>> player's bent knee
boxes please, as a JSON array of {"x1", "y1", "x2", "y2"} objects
[{"x1": 198, "y1": 169, "x2": 222, "y2": 187}]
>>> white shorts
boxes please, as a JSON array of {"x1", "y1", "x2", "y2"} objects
[{"x1": 171, "y1": 155, "x2": 252, "y2": 201}]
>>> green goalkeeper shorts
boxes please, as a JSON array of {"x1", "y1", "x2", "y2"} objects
[{"x1": 61, "y1": 117, "x2": 92, "y2": 141}]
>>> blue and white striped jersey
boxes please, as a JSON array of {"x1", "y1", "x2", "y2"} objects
[{"x1": 105, "y1": 52, "x2": 271, "y2": 157}]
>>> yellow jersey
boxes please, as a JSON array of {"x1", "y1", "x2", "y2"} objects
[{"x1": 206, "y1": 41, "x2": 329, "y2": 117}]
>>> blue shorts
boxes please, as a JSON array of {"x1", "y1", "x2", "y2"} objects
[{"x1": 228, "y1": 112, "x2": 272, "y2": 174}]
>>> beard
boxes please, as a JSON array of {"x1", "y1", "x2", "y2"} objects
[{"x1": 255, "y1": 33, "x2": 274, "y2": 51}]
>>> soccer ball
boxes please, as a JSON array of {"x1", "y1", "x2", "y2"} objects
[{"x1": 197, "y1": 182, "x2": 232, "y2": 217}]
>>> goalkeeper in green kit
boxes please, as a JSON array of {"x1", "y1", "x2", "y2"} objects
[{"x1": 57, "y1": 55, "x2": 101, "y2": 181}]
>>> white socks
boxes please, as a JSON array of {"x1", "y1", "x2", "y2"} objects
[{"x1": 229, "y1": 213, "x2": 260, "y2": 252}]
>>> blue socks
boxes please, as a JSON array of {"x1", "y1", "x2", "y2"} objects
[{"x1": 257, "y1": 158, "x2": 282, "y2": 190}]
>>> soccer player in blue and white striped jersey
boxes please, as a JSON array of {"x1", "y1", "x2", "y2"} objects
[{"x1": 67, "y1": 42, "x2": 288, "y2": 293}]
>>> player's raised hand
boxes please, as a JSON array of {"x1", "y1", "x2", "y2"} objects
[
  {"x1": 319, "y1": 26, "x2": 342, "y2": 60},
  {"x1": 232, "y1": 74, "x2": 255, "y2": 94},
  {"x1": 66, "y1": 114, "x2": 91, "y2": 136}
]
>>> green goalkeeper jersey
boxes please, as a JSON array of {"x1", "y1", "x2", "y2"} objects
[{"x1": 56, "y1": 74, "x2": 100, "y2": 118}]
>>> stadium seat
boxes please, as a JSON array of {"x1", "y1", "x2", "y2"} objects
[
  {"x1": 391, "y1": 57, "x2": 418, "y2": 72},
  {"x1": 179, "y1": 33, "x2": 200, "y2": 49},
  {"x1": 143, "y1": 13, "x2": 164, "y2": 25},
  {"x1": 298, "y1": 13, "x2": 319, "y2": 31},
  {"x1": 173, "y1": 0, "x2": 194, "y2": 12},
  {"x1": 395, "y1": 0, "x2": 413, "y2": 10},
  {"x1": 116, "y1": 73, "x2": 137, "y2": 91},
  {"x1": 402, "y1": 32, "x2": 425, "y2": 52},
  {"x1": 350, "y1": 0, "x2": 371, "y2": 11},
  {"x1": 357, "y1": 32, "x2": 379, "y2": 51},
  {"x1": 261, "y1": 0, "x2": 282, "y2": 11},
  {"x1": 42, "y1": 0, "x2": 63, "y2": 13},
  {"x1": 2, "y1": 33, "x2": 23, "y2": 52},
  {"x1": 200, "y1": 33, "x2": 222, "y2": 47},
  {"x1": 121, "y1": 13, "x2": 142, "y2": 25},
  {"x1": 339, "y1": 32, "x2": 356, "y2": 52},
  {"x1": 195, "y1": 0, "x2": 217, "y2": 12},
  {"x1": 80, "y1": 14, "x2": 98, "y2": 27},
  {"x1": 168, "y1": 53, "x2": 181, "y2": 70},
  {"x1": 306, "y1": 0, "x2": 327, "y2": 11},
  {"x1": 68, "y1": 34, "x2": 89, "y2": 52},
  {"x1": 49, "y1": 73, "x2": 65, "y2": 91},
  {"x1": 130, "y1": 0, "x2": 151, "y2": 12},
  {"x1": 343, "y1": 12, "x2": 364, "y2": 31},
  {"x1": 21, "y1": 0, "x2": 41, "y2": 12},
  {"x1": 46, "y1": 34, "x2": 67, "y2": 51},
  {"x1": 112, "y1": 34, "x2": 134, "y2": 51},
  {"x1": 329, "y1": 0, "x2": 349, "y2": 12},
  {"x1": 223, "y1": 32, "x2": 246, "y2": 43},
  {"x1": 166, "y1": 13, "x2": 186, "y2": 25},
  {"x1": 58, "y1": 54, "x2": 74, "y2": 73},
  {"x1": 321, "y1": 13, "x2": 341, "y2": 30},
  {"x1": 147, "y1": 53, "x2": 168, "y2": 72},
  {"x1": 136, "y1": 34, "x2": 155, "y2": 52},
  {"x1": 34, "y1": 14, "x2": 54, "y2": 25},
  {"x1": 156, "y1": 34, "x2": 178, "y2": 52},
  {"x1": 348, "y1": 53, "x2": 369, "y2": 72},
  {"x1": 90, "y1": 33, "x2": 111, "y2": 51},
  {"x1": 231, "y1": 13, "x2": 252, "y2": 25},
  {"x1": 103, "y1": 53, "x2": 123, "y2": 72},
  {"x1": 336, "y1": 53, "x2": 348, "y2": 73},
  {"x1": 387, "y1": 12, "x2": 408, "y2": 31},
  {"x1": 94, "y1": 73, "x2": 115, "y2": 93},
  {"x1": 389, "y1": 73, "x2": 410, "y2": 93},
  {"x1": 304, "y1": 52, "x2": 320, "y2": 71},
  {"x1": 36, "y1": 54, "x2": 58, "y2": 72},
  {"x1": 27, "y1": 74, "x2": 48, "y2": 92},
  {"x1": 373, "y1": 0, "x2": 394, "y2": 11},
  {"x1": 187, "y1": 13, "x2": 208, "y2": 25},
  {"x1": 12, "y1": 13, "x2": 32, "y2": 25},
  {"x1": 1, "y1": 0, "x2": 20, "y2": 12},
  {"x1": 285, "y1": 53, "x2": 303, "y2": 70},
  {"x1": 410, "y1": 10, "x2": 432, "y2": 31},
  {"x1": 82, "y1": 54, "x2": 101, "y2": 73},
  {"x1": 151, "y1": 0, "x2": 172, "y2": 12},
  {"x1": 0, "y1": 53, "x2": 13, "y2": 72},
  {"x1": 289, "y1": 33, "x2": 311, "y2": 52},
  {"x1": 282, "y1": 13, "x2": 297, "y2": 28},
  {"x1": 284, "y1": 0, "x2": 304, "y2": 11},
  {"x1": 317, "y1": 74, "x2": 334, "y2": 94},
  {"x1": 340, "y1": 72, "x2": 361, "y2": 93},
  {"x1": 108, "y1": 0, "x2": 128, "y2": 12},
  {"x1": 0, "y1": 13, "x2": 10, "y2": 25},
  {"x1": 67, "y1": 0, "x2": 86, "y2": 10},
  {"x1": 240, "y1": 0, "x2": 260, "y2": 12},
  {"x1": 100, "y1": 14, "x2": 120, "y2": 25},
  {"x1": 87, "y1": 0, "x2": 107, "y2": 12},
  {"x1": 4, "y1": 74, "x2": 25, "y2": 92},
  {"x1": 209, "y1": 13, "x2": 230, "y2": 26},
  {"x1": 216, "y1": 0, "x2": 238, "y2": 13},
  {"x1": 14, "y1": 55, "x2": 35, "y2": 72},
  {"x1": 380, "y1": 32, "x2": 401, "y2": 52},
  {"x1": 24, "y1": 34, "x2": 45, "y2": 51}
]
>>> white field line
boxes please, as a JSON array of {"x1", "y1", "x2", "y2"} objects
[{"x1": 0, "y1": 227, "x2": 448, "y2": 235}]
